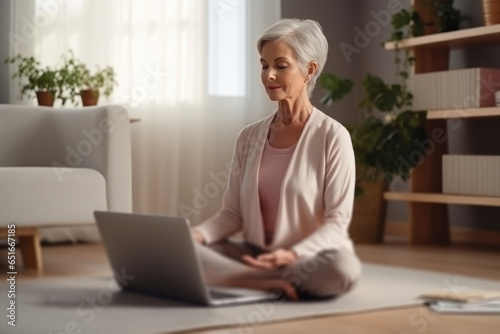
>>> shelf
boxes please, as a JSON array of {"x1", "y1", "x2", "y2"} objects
[
  {"x1": 385, "y1": 24, "x2": 500, "y2": 50},
  {"x1": 384, "y1": 192, "x2": 500, "y2": 207},
  {"x1": 425, "y1": 107, "x2": 500, "y2": 120}
]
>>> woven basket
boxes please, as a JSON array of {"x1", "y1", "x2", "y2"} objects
[
  {"x1": 349, "y1": 179, "x2": 388, "y2": 244},
  {"x1": 482, "y1": 0, "x2": 500, "y2": 25}
]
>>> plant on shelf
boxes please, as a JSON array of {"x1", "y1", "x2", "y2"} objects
[
  {"x1": 390, "y1": 0, "x2": 464, "y2": 42},
  {"x1": 433, "y1": 0, "x2": 465, "y2": 32},
  {"x1": 80, "y1": 65, "x2": 117, "y2": 106},
  {"x1": 57, "y1": 50, "x2": 87, "y2": 106},
  {"x1": 5, "y1": 51, "x2": 117, "y2": 107},
  {"x1": 389, "y1": 0, "x2": 465, "y2": 82},
  {"x1": 59, "y1": 50, "x2": 118, "y2": 106},
  {"x1": 4, "y1": 55, "x2": 60, "y2": 106}
]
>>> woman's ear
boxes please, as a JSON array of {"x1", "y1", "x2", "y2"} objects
[{"x1": 306, "y1": 61, "x2": 318, "y2": 81}]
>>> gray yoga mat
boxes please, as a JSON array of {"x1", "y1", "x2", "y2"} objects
[{"x1": 1, "y1": 263, "x2": 499, "y2": 334}]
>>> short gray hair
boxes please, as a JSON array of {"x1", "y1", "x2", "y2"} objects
[{"x1": 257, "y1": 18, "x2": 328, "y2": 97}]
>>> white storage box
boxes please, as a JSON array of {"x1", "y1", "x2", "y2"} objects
[
  {"x1": 410, "y1": 68, "x2": 500, "y2": 110},
  {"x1": 443, "y1": 154, "x2": 500, "y2": 196}
]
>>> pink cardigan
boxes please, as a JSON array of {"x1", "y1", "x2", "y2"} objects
[{"x1": 193, "y1": 108, "x2": 356, "y2": 258}]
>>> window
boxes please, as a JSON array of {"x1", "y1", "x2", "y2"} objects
[{"x1": 208, "y1": 0, "x2": 246, "y2": 96}]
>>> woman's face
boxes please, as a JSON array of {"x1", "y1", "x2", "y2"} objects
[{"x1": 260, "y1": 40, "x2": 308, "y2": 102}]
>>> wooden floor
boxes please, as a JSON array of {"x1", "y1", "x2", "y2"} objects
[{"x1": 1, "y1": 239, "x2": 499, "y2": 334}]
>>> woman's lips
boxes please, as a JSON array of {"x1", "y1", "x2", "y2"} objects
[{"x1": 268, "y1": 86, "x2": 281, "y2": 90}]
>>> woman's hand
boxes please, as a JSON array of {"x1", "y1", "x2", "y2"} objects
[
  {"x1": 241, "y1": 248, "x2": 297, "y2": 269},
  {"x1": 192, "y1": 230, "x2": 206, "y2": 244}
]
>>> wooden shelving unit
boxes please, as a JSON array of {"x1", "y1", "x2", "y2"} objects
[
  {"x1": 426, "y1": 107, "x2": 500, "y2": 119},
  {"x1": 385, "y1": 24, "x2": 500, "y2": 50},
  {"x1": 383, "y1": 17, "x2": 500, "y2": 245},
  {"x1": 384, "y1": 192, "x2": 500, "y2": 207}
]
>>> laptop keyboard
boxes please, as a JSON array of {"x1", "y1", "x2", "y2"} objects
[{"x1": 209, "y1": 290, "x2": 242, "y2": 300}]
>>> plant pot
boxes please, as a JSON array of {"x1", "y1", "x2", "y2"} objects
[
  {"x1": 482, "y1": 0, "x2": 500, "y2": 25},
  {"x1": 413, "y1": 0, "x2": 441, "y2": 35},
  {"x1": 349, "y1": 178, "x2": 388, "y2": 243},
  {"x1": 36, "y1": 91, "x2": 55, "y2": 107},
  {"x1": 80, "y1": 89, "x2": 99, "y2": 106}
]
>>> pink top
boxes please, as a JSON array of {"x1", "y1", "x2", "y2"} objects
[
  {"x1": 258, "y1": 139, "x2": 297, "y2": 244},
  {"x1": 194, "y1": 108, "x2": 356, "y2": 258}
]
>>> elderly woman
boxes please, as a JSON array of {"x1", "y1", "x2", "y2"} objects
[{"x1": 192, "y1": 18, "x2": 361, "y2": 300}]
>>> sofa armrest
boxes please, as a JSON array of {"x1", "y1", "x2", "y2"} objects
[{"x1": 0, "y1": 104, "x2": 132, "y2": 212}]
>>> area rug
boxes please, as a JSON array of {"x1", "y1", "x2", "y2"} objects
[{"x1": 1, "y1": 263, "x2": 499, "y2": 334}]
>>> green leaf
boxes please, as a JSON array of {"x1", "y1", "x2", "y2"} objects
[
  {"x1": 391, "y1": 9, "x2": 411, "y2": 30},
  {"x1": 411, "y1": 11, "x2": 425, "y2": 37},
  {"x1": 318, "y1": 73, "x2": 353, "y2": 106}
]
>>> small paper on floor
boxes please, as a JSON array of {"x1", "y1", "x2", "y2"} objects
[
  {"x1": 419, "y1": 289, "x2": 500, "y2": 303},
  {"x1": 425, "y1": 300, "x2": 500, "y2": 314},
  {"x1": 419, "y1": 289, "x2": 500, "y2": 314}
]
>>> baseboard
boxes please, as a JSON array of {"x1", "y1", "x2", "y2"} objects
[{"x1": 385, "y1": 221, "x2": 500, "y2": 246}]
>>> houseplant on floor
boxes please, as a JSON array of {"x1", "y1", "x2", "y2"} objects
[{"x1": 5, "y1": 55, "x2": 61, "y2": 106}]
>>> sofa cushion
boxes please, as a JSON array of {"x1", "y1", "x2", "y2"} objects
[{"x1": 0, "y1": 167, "x2": 107, "y2": 226}]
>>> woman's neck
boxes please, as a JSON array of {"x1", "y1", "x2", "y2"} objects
[{"x1": 275, "y1": 96, "x2": 313, "y2": 126}]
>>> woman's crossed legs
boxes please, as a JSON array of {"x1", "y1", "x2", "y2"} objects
[{"x1": 195, "y1": 239, "x2": 361, "y2": 300}]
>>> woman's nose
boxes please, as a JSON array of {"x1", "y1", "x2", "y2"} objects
[{"x1": 265, "y1": 68, "x2": 276, "y2": 81}]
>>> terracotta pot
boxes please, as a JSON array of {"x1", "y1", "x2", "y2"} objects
[
  {"x1": 413, "y1": 0, "x2": 441, "y2": 35},
  {"x1": 349, "y1": 179, "x2": 388, "y2": 243},
  {"x1": 80, "y1": 89, "x2": 99, "y2": 106},
  {"x1": 36, "y1": 91, "x2": 55, "y2": 107},
  {"x1": 482, "y1": 0, "x2": 500, "y2": 25}
]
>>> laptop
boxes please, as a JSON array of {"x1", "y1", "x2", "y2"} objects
[{"x1": 93, "y1": 211, "x2": 280, "y2": 306}]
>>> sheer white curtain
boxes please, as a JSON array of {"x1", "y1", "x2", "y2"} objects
[{"x1": 9, "y1": 0, "x2": 280, "y2": 241}]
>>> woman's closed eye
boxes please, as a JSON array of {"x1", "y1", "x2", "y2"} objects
[
  {"x1": 260, "y1": 63, "x2": 288, "y2": 70},
  {"x1": 276, "y1": 62, "x2": 288, "y2": 69}
]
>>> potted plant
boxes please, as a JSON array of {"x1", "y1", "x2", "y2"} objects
[
  {"x1": 59, "y1": 50, "x2": 118, "y2": 106},
  {"x1": 391, "y1": 0, "x2": 464, "y2": 41},
  {"x1": 5, "y1": 51, "x2": 118, "y2": 107},
  {"x1": 79, "y1": 65, "x2": 117, "y2": 106},
  {"x1": 390, "y1": 0, "x2": 464, "y2": 76},
  {"x1": 5, "y1": 55, "x2": 60, "y2": 106},
  {"x1": 56, "y1": 50, "x2": 86, "y2": 107}
]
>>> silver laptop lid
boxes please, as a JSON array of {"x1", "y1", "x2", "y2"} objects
[{"x1": 94, "y1": 211, "x2": 210, "y2": 305}]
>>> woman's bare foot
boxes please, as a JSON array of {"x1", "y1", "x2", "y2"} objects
[{"x1": 226, "y1": 276, "x2": 299, "y2": 301}]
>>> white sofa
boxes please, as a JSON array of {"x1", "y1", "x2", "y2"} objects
[{"x1": 0, "y1": 104, "x2": 132, "y2": 270}]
